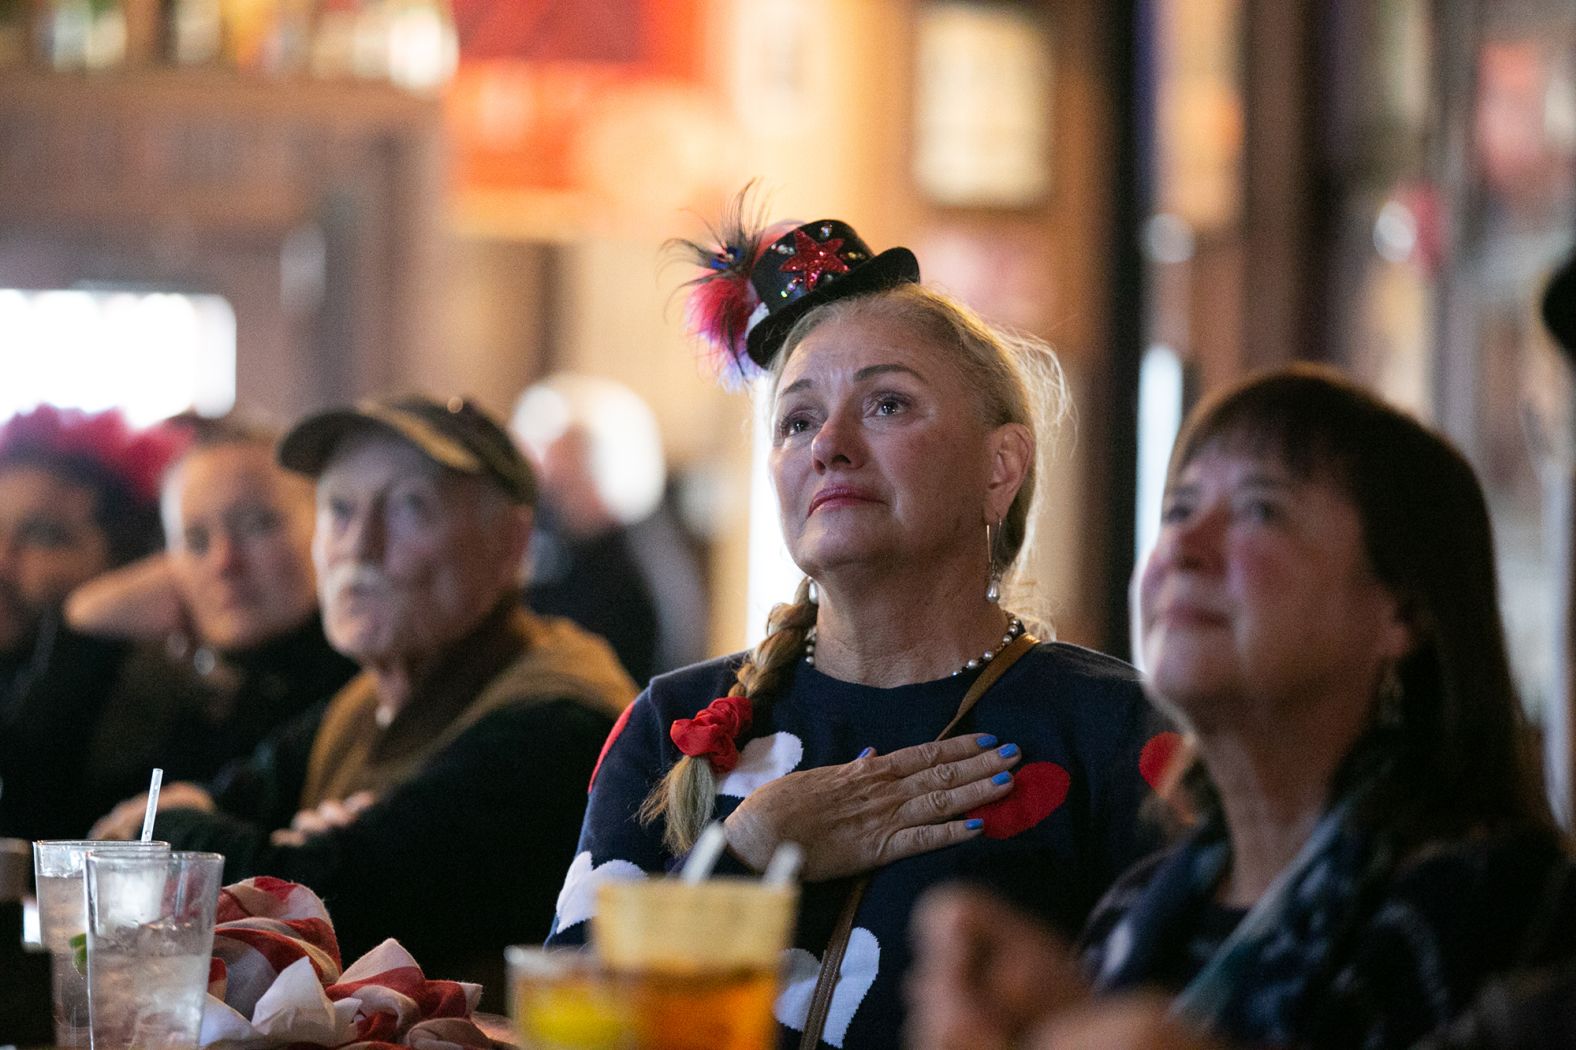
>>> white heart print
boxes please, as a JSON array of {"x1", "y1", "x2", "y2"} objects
[
  {"x1": 774, "y1": 927, "x2": 880, "y2": 1049},
  {"x1": 554, "y1": 850, "x2": 644, "y2": 931},
  {"x1": 716, "y1": 732, "x2": 804, "y2": 798}
]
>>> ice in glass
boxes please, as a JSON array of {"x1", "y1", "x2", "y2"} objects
[
  {"x1": 84, "y1": 850, "x2": 223, "y2": 1050},
  {"x1": 32, "y1": 840, "x2": 170, "y2": 1049}
]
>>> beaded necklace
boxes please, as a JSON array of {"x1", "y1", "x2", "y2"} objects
[{"x1": 803, "y1": 616, "x2": 1026, "y2": 677}]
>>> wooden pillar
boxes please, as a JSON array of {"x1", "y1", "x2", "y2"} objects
[{"x1": 1239, "y1": 0, "x2": 1327, "y2": 369}]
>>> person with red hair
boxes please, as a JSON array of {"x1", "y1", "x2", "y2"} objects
[{"x1": 0, "y1": 404, "x2": 204, "y2": 839}]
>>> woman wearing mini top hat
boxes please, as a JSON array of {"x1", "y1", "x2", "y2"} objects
[{"x1": 547, "y1": 192, "x2": 1174, "y2": 1050}]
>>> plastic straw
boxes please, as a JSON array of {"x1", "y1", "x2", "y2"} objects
[
  {"x1": 679, "y1": 823, "x2": 728, "y2": 883},
  {"x1": 763, "y1": 841, "x2": 803, "y2": 888},
  {"x1": 139, "y1": 768, "x2": 163, "y2": 842}
]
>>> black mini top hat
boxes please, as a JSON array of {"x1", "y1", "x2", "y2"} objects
[
  {"x1": 744, "y1": 220, "x2": 919, "y2": 368},
  {"x1": 674, "y1": 189, "x2": 921, "y2": 384}
]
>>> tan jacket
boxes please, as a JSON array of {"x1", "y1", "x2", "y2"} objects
[{"x1": 301, "y1": 603, "x2": 635, "y2": 809}]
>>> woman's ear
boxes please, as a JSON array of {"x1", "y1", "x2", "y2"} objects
[{"x1": 985, "y1": 422, "x2": 1034, "y2": 523}]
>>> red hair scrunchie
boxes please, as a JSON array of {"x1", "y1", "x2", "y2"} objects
[{"x1": 670, "y1": 695, "x2": 754, "y2": 773}]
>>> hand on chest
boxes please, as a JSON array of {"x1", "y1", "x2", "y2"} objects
[{"x1": 716, "y1": 720, "x2": 1075, "y2": 842}]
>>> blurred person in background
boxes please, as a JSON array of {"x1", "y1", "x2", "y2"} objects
[
  {"x1": 67, "y1": 415, "x2": 358, "y2": 791},
  {"x1": 1359, "y1": 245, "x2": 1576, "y2": 1050},
  {"x1": 93, "y1": 395, "x2": 635, "y2": 1004},
  {"x1": 905, "y1": 367, "x2": 1576, "y2": 1050},
  {"x1": 513, "y1": 372, "x2": 709, "y2": 684},
  {"x1": 549, "y1": 205, "x2": 1171, "y2": 1050},
  {"x1": 0, "y1": 404, "x2": 204, "y2": 839}
]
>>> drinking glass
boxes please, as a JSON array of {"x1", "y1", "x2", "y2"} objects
[
  {"x1": 32, "y1": 840, "x2": 170, "y2": 1048},
  {"x1": 593, "y1": 878, "x2": 797, "y2": 1050},
  {"x1": 508, "y1": 945, "x2": 633, "y2": 1050},
  {"x1": 84, "y1": 850, "x2": 224, "y2": 1050}
]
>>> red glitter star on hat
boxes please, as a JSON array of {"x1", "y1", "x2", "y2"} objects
[{"x1": 779, "y1": 228, "x2": 850, "y2": 292}]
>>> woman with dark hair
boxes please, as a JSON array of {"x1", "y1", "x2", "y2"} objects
[
  {"x1": 907, "y1": 364, "x2": 1576, "y2": 1050},
  {"x1": 548, "y1": 206, "x2": 1172, "y2": 1050}
]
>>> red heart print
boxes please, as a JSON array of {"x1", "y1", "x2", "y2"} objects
[
  {"x1": 1139, "y1": 732, "x2": 1183, "y2": 791},
  {"x1": 967, "y1": 761, "x2": 1071, "y2": 839}
]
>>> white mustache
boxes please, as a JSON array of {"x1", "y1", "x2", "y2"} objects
[{"x1": 323, "y1": 563, "x2": 396, "y2": 602}]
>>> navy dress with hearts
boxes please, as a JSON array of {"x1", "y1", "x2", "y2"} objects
[{"x1": 549, "y1": 640, "x2": 1168, "y2": 1050}]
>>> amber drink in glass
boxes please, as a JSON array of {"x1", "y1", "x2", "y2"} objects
[{"x1": 593, "y1": 879, "x2": 796, "y2": 1050}]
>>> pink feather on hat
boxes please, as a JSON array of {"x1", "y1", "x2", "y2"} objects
[{"x1": 669, "y1": 183, "x2": 797, "y2": 389}]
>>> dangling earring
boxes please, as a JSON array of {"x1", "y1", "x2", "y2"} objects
[
  {"x1": 1377, "y1": 663, "x2": 1404, "y2": 728},
  {"x1": 985, "y1": 521, "x2": 1002, "y2": 604},
  {"x1": 803, "y1": 578, "x2": 819, "y2": 665}
]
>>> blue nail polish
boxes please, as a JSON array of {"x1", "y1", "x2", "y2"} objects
[
  {"x1": 997, "y1": 743, "x2": 1019, "y2": 759},
  {"x1": 976, "y1": 734, "x2": 998, "y2": 748},
  {"x1": 992, "y1": 771, "x2": 1013, "y2": 785},
  {"x1": 965, "y1": 818, "x2": 984, "y2": 831},
  {"x1": 857, "y1": 746, "x2": 875, "y2": 759}
]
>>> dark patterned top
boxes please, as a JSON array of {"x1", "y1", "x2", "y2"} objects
[
  {"x1": 549, "y1": 641, "x2": 1171, "y2": 1050},
  {"x1": 1080, "y1": 820, "x2": 1576, "y2": 1050}
]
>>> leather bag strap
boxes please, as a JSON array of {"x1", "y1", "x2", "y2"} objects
[{"x1": 796, "y1": 630, "x2": 1039, "y2": 1050}]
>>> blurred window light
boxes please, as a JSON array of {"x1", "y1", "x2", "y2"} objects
[
  {"x1": 1136, "y1": 344, "x2": 1186, "y2": 565},
  {"x1": 1133, "y1": 344, "x2": 1186, "y2": 672},
  {"x1": 0, "y1": 289, "x2": 236, "y2": 426}
]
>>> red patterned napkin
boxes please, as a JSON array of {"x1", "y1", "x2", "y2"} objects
[{"x1": 199, "y1": 877, "x2": 488, "y2": 1050}]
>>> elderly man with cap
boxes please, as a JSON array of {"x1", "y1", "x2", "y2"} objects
[{"x1": 94, "y1": 395, "x2": 635, "y2": 1001}]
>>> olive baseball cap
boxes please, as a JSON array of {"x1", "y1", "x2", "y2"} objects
[{"x1": 278, "y1": 394, "x2": 536, "y2": 505}]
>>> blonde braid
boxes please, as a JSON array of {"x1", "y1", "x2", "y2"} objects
[{"x1": 639, "y1": 577, "x2": 819, "y2": 854}]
